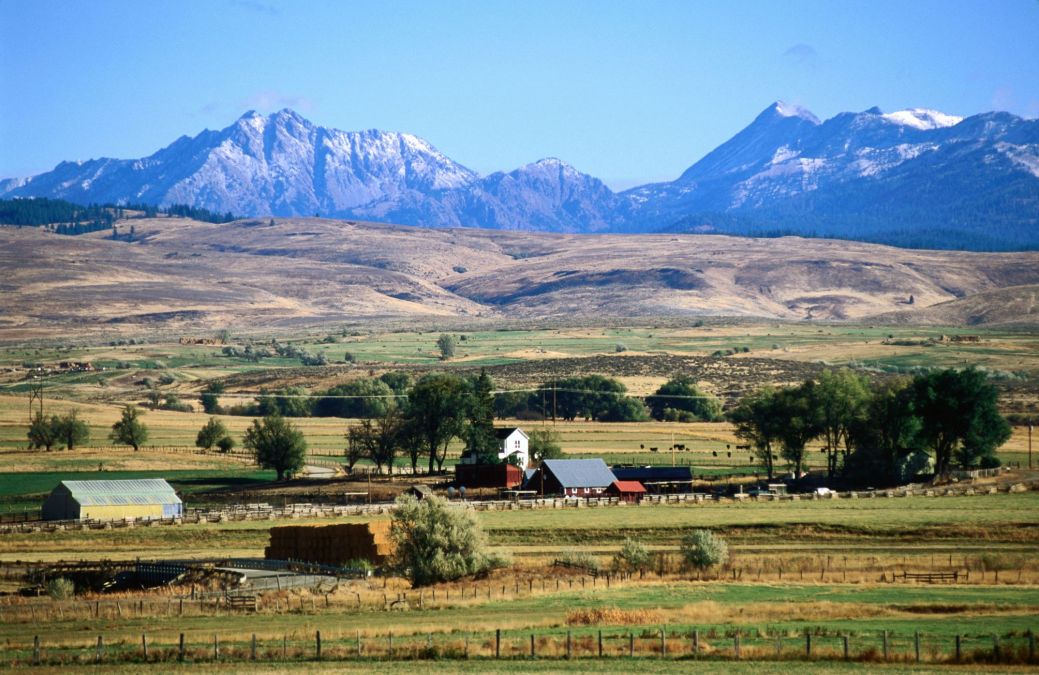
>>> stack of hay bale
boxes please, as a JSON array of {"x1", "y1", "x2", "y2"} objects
[{"x1": 264, "y1": 521, "x2": 394, "y2": 565}]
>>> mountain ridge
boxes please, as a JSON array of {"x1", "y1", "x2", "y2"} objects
[{"x1": 4, "y1": 102, "x2": 1038, "y2": 248}]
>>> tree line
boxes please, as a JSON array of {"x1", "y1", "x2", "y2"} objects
[
  {"x1": 0, "y1": 197, "x2": 235, "y2": 233},
  {"x1": 729, "y1": 367, "x2": 1011, "y2": 485}
]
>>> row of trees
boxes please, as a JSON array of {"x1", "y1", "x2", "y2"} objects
[
  {"x1": 201, "y1": 372, "x2": 723, "y2": 426},
  {"x1": 27, "y1": 411, "x2": 90, "y2": 451},
  {"x1": 729, "y1": 368, "x2": 1011, "y2": 484},
  {"x1": 493, "y1": 375, "x2": 721, "y2": 423}
]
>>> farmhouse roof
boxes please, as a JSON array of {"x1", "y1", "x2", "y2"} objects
[
  {"x1": 611, "y1": 466, "x2": 693, "y2": 483},
  {"x1": 609, "y1": 480, "x2": 646, "y2": 494},
  {"x1": 56, "y1": 479, "x2": 181, "y2": 506},
  {"x1": 495, "y1": 427, "x2": 527, "y2": 440},
  {"x1": 542, "y1": 459, "x2": 616, "y2": 489}
]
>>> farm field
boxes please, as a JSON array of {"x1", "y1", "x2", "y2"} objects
[
  {"x1": 0, "y1": 323, "x2": 1037, "y2": 671},
  {"x1": 0, "y1": 393, "x2": 1034, "y2": 468},
  {"x1": 2, "y1": 492, "x2": 1036, "y2": 562},
  {"x1": 2, "y1": 323, "x2": 1037, "y2": 396}
]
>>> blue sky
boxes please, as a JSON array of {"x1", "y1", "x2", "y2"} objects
[{"x1": 1, "y1": 0, "x2": 1037, "y2": 189}]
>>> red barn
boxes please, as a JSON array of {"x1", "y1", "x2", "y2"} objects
[
  {"x1": 606, "y1": 480, "x2": 646, "y2": 503},
  {"x1": 455, "y1": 463, "x2": 523, "y2": 489}
]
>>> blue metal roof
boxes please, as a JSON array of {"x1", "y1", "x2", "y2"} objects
[
  {"x1": 542, "y1": 459, "x2": 616, "y2": 489},
  {"x1": 58, "y1": 479, "x2": 182, "y2": 506}
]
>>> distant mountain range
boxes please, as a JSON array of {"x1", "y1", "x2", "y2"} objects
[{"x1": 3, "y1": 103, "x2": 1038, "y2": 250}]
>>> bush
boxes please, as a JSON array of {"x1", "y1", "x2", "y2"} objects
[
  {"x1": 615, "y1": 342, "x2": 628, "y2": 353},
  {"x1": 680, "y1": 529, "x2": 729, "y2": 570},
  {"x1": 612, "y1": 537, "x2": 650, "y2": 573},
  {"x1": 559, "y1": 549, "x2": 600, "y2": 573},
  {"x1": 47, "y1": 577, "x2": 75, "y2": 600},
  {"x1": 390, "y1": 495, "x2": 500, "y2": 586},
  {"x1": 216, "y1": 435, "x2": 236, "y2": 453}
]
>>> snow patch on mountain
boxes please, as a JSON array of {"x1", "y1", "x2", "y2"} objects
[
  {"x1": 882, "y1": 108, "x2": 963, "y2": 130},
  {"x1": 998, "y1": 142, "x2": 1039, "y2": 178}
]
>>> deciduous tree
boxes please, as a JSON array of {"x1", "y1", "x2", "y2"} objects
[
  {"x1": 109, "y1": 405, "x2": 148, "y2": 452},
  {"x1": 244, "y1": 414, "x2": 306, "y2": 480}
]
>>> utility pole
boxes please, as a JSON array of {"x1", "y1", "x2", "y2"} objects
[
  {"x1": 28, "y1": 379, "x2": 43, "y2": 425},
  {"x1": 1029, "y1": 425, "x2": 1033, "y2": 470}
]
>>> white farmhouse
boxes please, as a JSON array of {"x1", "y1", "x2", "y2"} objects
[
  {"x1": 496, "y1": 427, "x2": 529, "y2": 467},
  {"x1": 458, "y1": 427, "x2": 530, "y2": 467}
]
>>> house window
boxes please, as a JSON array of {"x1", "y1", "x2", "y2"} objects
[{"x1": 514, "y1": 440, "x2": 521, "y2": 449}]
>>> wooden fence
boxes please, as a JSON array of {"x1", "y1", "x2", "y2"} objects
[
  {"x1": 2, "y1": 476, "x2": 1037, "y2": 535},
  {"x1": 6, "y1": 627, "x2": 1037, "y2": 666}
]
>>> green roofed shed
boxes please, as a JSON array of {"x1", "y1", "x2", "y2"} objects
[{"x1": 42, "y1": 478, "x2": 183, "y2": 521}]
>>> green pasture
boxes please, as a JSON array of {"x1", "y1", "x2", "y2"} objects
[
  {"x1": 2, "y1": 492, "x2": 1036, "y2": 562},
  {"x1": 2, "y1": 323, "x2": 1036, "y2": 386},
  {"x1": 2, "y1": 582, "x2": 1037, "y2": 657},
  {"x1": 0, "y1": 468, "x2": 275, "y2": 513}
]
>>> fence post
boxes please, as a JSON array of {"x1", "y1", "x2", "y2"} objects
[
  {"x1": 33, "y1": 636, "x2": 40, "y2": 666},
  {"x1": 142, "y1": 633, "x2": 148, "y2": 660},
  {"x1": 842, "y1": 635, "x2": 849, "y2": 660},
  {"x1": 1029, "y1": 631, "x2": 1036, "y2": 662},
  {"x1": 955, "y1": 635, "x2": 961, "y2": 661},
  {"x1": 531, "y1": 633, "x2": 535, "y2": 658},
  {"x1": 316, "y1": 631, "x2": 321, "y2": 660},
  {"x1": 213, "y1": 634, "x2": 218, "y2": 661},
  {"x1": 734, "y1": 633, "x2": 741, "y2": 660},
  {"x1": 465, "y1": 634, "x2": 469, "y2": 659},
  {"x1": 915, "y1": 631, "x2": 921, "y2": 662},
  {"x1": 806, "y1": 633, "x2": 812, "y2": 657},
  {"x1": 567, "y1": 629, "x2": 572, "y2": 660},
  {"x1": 388, "y1": 631, "x2": 393, "y2": 658},
  {"x1": 692, "y1": 630, "x2": 698, "y2": 658},
  {"x1": 96, "y1": 635, "x2": 103, "y2": 664},
  {"x1": 883, "y1": 630, "x2": 889, "y2": 660},
  {"x1": 251, "y1": 634, "x2": 257, "y2": 660},
  {"x1": 599, "y1": 629, "x2": 603, "y2": 658},
  {"x1": 775, "y1": 635, "x2": 782, "y2": 657},
  {"x1": 629, "y1": 632, "x2": 634, "y2": 658},
  {"x1": 282, "y1": 635, "x2": 287, "y2": 659},
  {"x1": 179, "y1": 633, "x2": 185, "y2": 662},
  {"x1": 660, "y1": 628, "x2": 665, "y2": 656},
  {"x1": 993, "y1": 634, "x2": 1000, "y2": 660},
  {"x1": 496, "y1": 629, "x2": 501, "y2": 659}
]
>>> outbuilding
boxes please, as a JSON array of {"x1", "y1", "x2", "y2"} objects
[
  {"x1": 606, "y1": 479, "x2": 646, "y2": 503},
  {"x1": 41, "y1": 479, "x2": 182, "y2": 521},
  {"x1": 611, "y1": 466, "x2": 694, "y2": 493},
  {"x1": 529, "y1": 458, "x2": 616, "y2": 497}
]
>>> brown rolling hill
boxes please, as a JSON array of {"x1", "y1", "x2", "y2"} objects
[
  {"x1": 2, "y1": 216, "x2": 1038, "y2": 337},
  {"x1": 868, "y1": 285, "x2": 1039, "y2": 326}
]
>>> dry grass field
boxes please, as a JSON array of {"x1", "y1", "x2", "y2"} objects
[{"x1": 3, "y1": 217, "x2": 1039, "y2": 340}]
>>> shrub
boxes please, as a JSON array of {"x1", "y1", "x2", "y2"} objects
[
  {"x1": 559, "y1": 549, "x2": 601, "y2": 573},
  {"x1": 390, "y1": 495, "x2": 500, "y2": 586},
  {"x1": 613, "y1": 537, "x2": 651, "y2": 573},
  {"x1": 47, "y1": 577, "x2": 75, "y2": 600},
  {"x1": 216, "y1": 435, "x2": 236, "y2": 453},
  {"x1": 680, "y1": 529, "x2": 729, "y2": 570},
  {"x1": 437, "y1": 334, "x2": 456, "y2": 360},
  {"x1": 615, "y1": 342, "x2": 628, "y2": 353}
]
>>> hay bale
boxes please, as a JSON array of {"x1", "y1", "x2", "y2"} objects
[{"x1": 265, "y1": 521, "x2": 394, "y2": 565}]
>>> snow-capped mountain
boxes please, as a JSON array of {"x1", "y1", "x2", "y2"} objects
[
  {"x1": 3, "y1": 103, "x2": 1038, "y2": 248},
  {"x1": 624, "y1": 102, "x2": 1039, "y2": 249}
]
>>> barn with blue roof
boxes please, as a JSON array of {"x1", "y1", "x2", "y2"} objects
[
  {"x1": 528, "y1": 458, "x2": 616, "y2": 497},
  {"x1": 41, "y1": 479, "x2": 183, "y2": 521}
]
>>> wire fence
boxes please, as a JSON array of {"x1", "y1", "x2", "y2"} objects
[{"x1": 6, "y1": 626, "x2": 1037, "y2": 666}]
